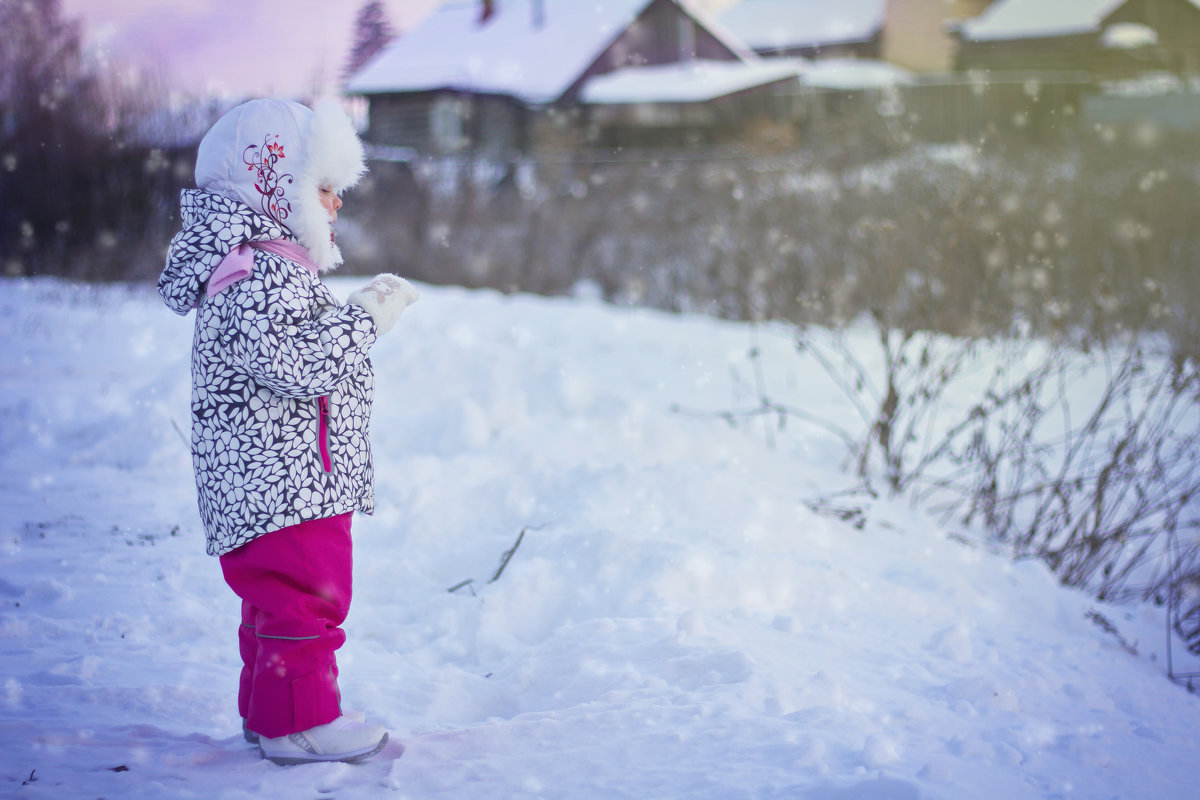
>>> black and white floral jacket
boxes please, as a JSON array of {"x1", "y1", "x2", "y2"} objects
[{"x1": 160, "y1": 189, "x2": 378, "y2": 556}]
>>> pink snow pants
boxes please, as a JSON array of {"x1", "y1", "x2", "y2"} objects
[{"x1": 219, "y1": 513, "x2": 353, "y2": 739}]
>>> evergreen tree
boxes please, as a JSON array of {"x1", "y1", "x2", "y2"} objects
[{"x1": 344, "y1": 1, "x2": 396, "y2": 82}]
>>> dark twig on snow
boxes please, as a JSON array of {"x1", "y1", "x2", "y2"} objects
[
  {"x1": 447, "y1": 526, "x2": 542, "y2": 594},
  {"x1": 446, "y1": 578, "x2": 476, "y2": 596},
  {"x1": 490, "y1": 527, "x2": 530, "y2": 584},
  {"x1": 1085, "y1": 610, "x2": 1138, "y2": 656},
  {"x1": 669, "y1": 399, "x2": 857, "y2": 453},
  {"x1": 170, "y1": 418, "x2": 188, "y2": 448}
]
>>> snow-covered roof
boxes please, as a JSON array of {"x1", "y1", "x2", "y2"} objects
[
  {"x1": 958, "y1": 0, "x2": 1123, "y2": 42},
  {"x1": 718, "y1": 0, "x2": 884, "y2": 51},
  {"x1": 580, "y1": 58, "x2": 803, "y2": 105},
  {"x1": 580, "y1": 54, "x2": 911, "y2": 104},
  {"x1": 802, "y1": 58, "x2": 912, "y2": 90},
  {"x1": 347, "y1": 0, "x2": 750, "y2": 105},
  {"x1": 1100, "y1": 22, "x2": 1158, "y2": 50}
]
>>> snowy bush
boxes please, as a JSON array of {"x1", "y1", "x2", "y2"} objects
[{"x1": 682, "y1": 312, "x2": 1200, "y2": 624}]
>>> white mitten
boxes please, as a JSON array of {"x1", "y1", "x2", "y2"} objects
[{"x1": 347, "y1": 274, "x2": 419, "y2": 336}]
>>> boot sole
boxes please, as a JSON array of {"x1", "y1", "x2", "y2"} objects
[{"x1": 262, "y1": 732, "x2": 389, "y2": 766}]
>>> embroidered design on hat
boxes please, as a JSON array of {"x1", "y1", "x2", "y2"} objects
[{"x1": 243, "y1": 134, "x2": 294, "y2": 225}]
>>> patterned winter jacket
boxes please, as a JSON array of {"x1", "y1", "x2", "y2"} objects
[{"x1": 159, "y1": 189, "x2": 378, "y2": 556}]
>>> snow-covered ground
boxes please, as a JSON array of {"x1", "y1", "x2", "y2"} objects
[{"x1": 1, "y1": 277, "x2": 1197, "y2": 799}]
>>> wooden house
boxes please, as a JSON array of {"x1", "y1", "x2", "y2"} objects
[
  {"x1": 1103, "y1": 0, "x2": 1200, "y2": 75},
  {"x1": 954, "y1": 0, "x2": 1200, "y2": 79},
  {"x1": 346, "y1": 0, "x2": 790, "y2": 156}
]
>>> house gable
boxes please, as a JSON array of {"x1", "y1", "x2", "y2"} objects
[
  {"x1": 348, "y1": 0, "x2": 653, "y2": 105},
  {"x1": 559, "y1": 0, "x2": 750, "y2": 102}
]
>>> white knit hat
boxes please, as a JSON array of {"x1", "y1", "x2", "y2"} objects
[{"x1": 194, "y1": 98, "x2": 366, "y2": 271}]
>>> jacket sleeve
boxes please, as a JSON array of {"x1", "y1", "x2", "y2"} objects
[{"x1": 217, "y1": 260, "x2": 378, "y2": 399}]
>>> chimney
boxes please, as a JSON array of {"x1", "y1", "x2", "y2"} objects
[
  {"x1": 532, "y1": 0, "x2": 544, "y2": 29},
  {"x1": 479, "y1": 0, "x2": 495, "y2": 24}
]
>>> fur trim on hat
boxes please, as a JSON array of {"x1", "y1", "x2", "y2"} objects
[{"x1": 293, "y1": 100, "x2": 367, "y2": 272}]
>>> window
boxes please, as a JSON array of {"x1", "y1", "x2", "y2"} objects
[{"x1": 430, "y1": 95, "x2": 468, "y2": 152}]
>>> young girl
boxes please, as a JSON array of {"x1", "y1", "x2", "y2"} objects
[{"x1": 158, "y1": 98, "x2": 417, "y2": 765}]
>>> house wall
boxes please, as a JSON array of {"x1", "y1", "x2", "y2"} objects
[
  {"x1": 751, "y1": 36, "x2": 880, "y2": 61},
  {"x1": 956, "y1": 32, "x2": 1099, "y2": 74},
  {"x1": 365, "y1": 94, "x2": 437, "y2": 152},
  {"x1": 470, "y1": 95, "x2": 526, "y2": 156},
  {"x1": 883, "y1": 0, "x2": 995, "y2": 73},
  {"x1": 365, "y1": 92, "x2": 525, "y2": 157},
  {"x1": 582, "y1": 77, "x2": 806, "y2": 148}
]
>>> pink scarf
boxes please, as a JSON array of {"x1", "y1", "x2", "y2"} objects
[{"x1": 206, "y1": 240, "x2": 319, "y2": 298}]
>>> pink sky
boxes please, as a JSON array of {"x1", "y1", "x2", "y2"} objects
[
  {"x1": 62, "y1": 0, "x2": 444, "y2": 99},
  {"x1": 63, "y1": 0, "x2": 740, "y2": 100}
]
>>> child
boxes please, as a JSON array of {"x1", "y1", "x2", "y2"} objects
[{"x1": 158, "y1": 98, "x2": 418, "y2": 765}]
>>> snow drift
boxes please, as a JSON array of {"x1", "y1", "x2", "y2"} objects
[{"x1": 1, "y1": 278, "x2": 1197, "y2": 799}]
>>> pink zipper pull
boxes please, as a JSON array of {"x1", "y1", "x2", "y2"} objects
[{"x1": 317, "y1": 396, "x2": 333, "y2": 473}]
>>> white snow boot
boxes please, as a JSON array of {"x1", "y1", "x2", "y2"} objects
[
  {"x1": 258, "y1": 715, "x2": 388, "y2": 765},
  {"x1": 243, "y1": 709, "x2": 366, "y2": 745}
]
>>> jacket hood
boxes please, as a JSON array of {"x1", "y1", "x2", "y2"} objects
[
  {"x1": 193, "y1": 98, "x2": 366, "y2": 273},
  {"x1": 158, "y1": 189, "x2": 293, "y2": 315}
]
